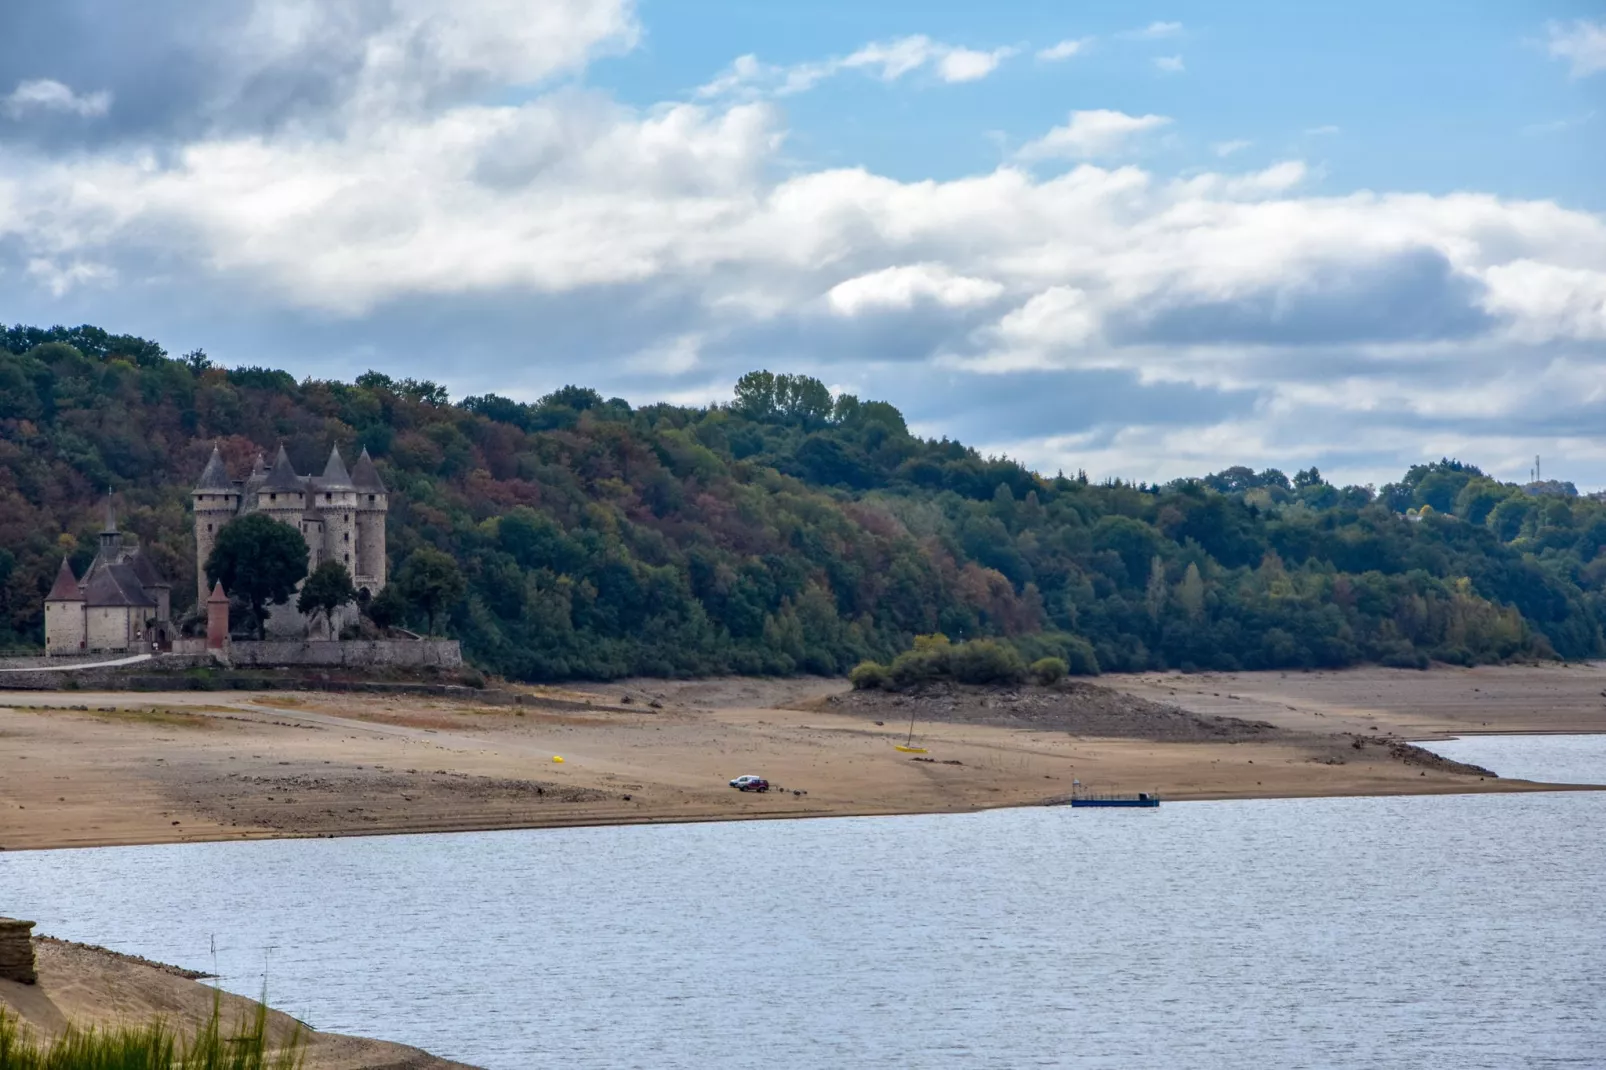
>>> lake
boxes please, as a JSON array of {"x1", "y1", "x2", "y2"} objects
[{"x1": 3, "y1": 735, "x2": 1603, "y2": 1069}]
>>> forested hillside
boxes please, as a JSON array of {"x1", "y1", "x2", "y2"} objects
[{"x1": 3, "y1": 323, "x2": 1603, "y2": 678}]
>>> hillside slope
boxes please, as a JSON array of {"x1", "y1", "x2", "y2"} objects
[{"x1": 2, "y1": 324, "x2": 1602, "y2": 680}]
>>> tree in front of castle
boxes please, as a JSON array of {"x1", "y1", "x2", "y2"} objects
[
  {"x1": 298, "y1": 561, "x2": 358, "y2": 637},
  {"x1": 206, "y1": 514, "x2": 309, "y2": 639},
  {"x1": 396, "y1": 548, "x2": 465, "y2": 636}
]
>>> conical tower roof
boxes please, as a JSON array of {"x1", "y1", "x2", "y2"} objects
[
  {"x1": 320, "y1": 445, "x2": 354, "y2": 488},
  {"x1": 351, "y1": 447, "x2": 387, "y2": 493},
  {"x1": 194, "y1": 445, "x2": 233, "y2": 491},
  {"x1": 207, "y1": 580, "x2": 229, "y2": 605},
  {"x1": 46, "y1": 558, "x2": 83, "y2": 602},
  {"x1": 243, "y1": 452, "x2": 267, "y2": 493},
  {"x1": 262, "y1": 444, "x2": 304, "y2": 491}
]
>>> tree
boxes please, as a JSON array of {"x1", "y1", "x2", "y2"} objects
[
  {"x1": 732, "y1": 370, "x2": 779, "y2": 420},
  {"x1": 366, "y1": 584, "x2": 410, "y2": 631},
  {"x1": 205, "y1": 514, "x2": 309, "y2": 639},
  {"x1": 1178, "y1": 563, "x2": 1206, "y2": 620},
  {"x1": 297, "y1": 560, "x2": 357, "y2": 637},
  {"x1": 733, "y1": 370, "x2": 833, "y2": 426},
  {"x1": 396, "y1": 548, "x2": 466, "y2": 636},
  {"x1": 1145, "y1": 556, "x2": 1168, "y2": 622}
]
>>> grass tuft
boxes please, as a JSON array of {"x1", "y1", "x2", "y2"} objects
[{"x1": 0, "y1": 990, "x2": 303, "y2": 1070}]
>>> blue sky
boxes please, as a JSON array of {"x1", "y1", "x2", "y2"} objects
[
  {"x1": 1, "y1": 1, "x2": 1604, "y2": 488},
  {"x1": 612, "y1": 0, "x2": 1604, "y2": 207}
]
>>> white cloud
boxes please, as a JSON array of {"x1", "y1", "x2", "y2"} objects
[
  {"x1": 1016, "y1": 110, "x2": 1171, "y2": 160},
  {"x1": 828, "y1": 264, "x2": 1005, "y2": 316},
  {"x1": 1304, "y1": 125, "x2": 1340, "y2": 136},
  {"x1": 1037, "y1": 39, "x2": 1090, "y2": 61},
  {"x1": 2, "y1": 79, "x2": 112, "y2": 119},
  {"x1": 1127, "y1": 21, "x2": 1183, "y2": 39},
  {"x1": 25, "y1": 258, "x2": 115, "y2": 295},
  {"x1": 1169, "y1": 160, "x2": 1307, "y2": 198},
  {"x1": 1213, "y1": 139, "x2": 1252, "y2": 157},
  {"x1": 1523, "y1": 112, "x2": 1594, "y2": 136},
  {"x1": 1154, "y1": 55, "x2": 1185, "y2": 73},
  {"x1": 936, "y1": 47, "x2": 1016, "y2": 83},
  {"x1": 840, "y1": 36, "x2": 941, "y2": 81},
  {"x1": 212, "y1": 0, "x2": 639, "y2": 120},
  {"x1": 1546, "y1": 19, "x2": 1606, "y2": 78},
  {"x1": 699, "y1": 35, "x2": 1014, "y2": 98}
]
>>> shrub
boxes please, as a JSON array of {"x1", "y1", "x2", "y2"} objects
[
  {"x1": 889, "y1": 634, "x2": 953, "y2": 688},
  {"x1": 1062, "y1": 636, "x2": 1101, "y2": 676},
  {"x1": 849, "y1": 660, "x2": 889, "y2": 690},
  {"x1": 1031, "y1": 656, "x2": 1067, "y2": 685},
  {"x1": 948, "y1": 639, "x2": 1027, "y2": 685},
  {"x1": 1380, "y1": 649, "x2": 1430, "y2": 670}
]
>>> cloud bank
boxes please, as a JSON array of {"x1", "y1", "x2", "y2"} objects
[{"x1": 1, "y1": 0, "x2": 1604, "y2": 488}]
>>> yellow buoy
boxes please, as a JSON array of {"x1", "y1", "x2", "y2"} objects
[
  {"x1": 894, "y1": 745, "x2": 928, "y2": 754},
  {"x1": 551, "y1": 755, "x2": 565, "y2": 763}
]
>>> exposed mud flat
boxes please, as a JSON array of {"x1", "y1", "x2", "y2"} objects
[
  {"x1": 822, "y1": 680, "x2": 1281, "y2": 742},
  {"x1": 0, "y1": 667, "x2": 1594, "y2": 851}
]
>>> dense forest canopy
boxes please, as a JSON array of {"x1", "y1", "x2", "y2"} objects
[{"x1": 2, "y1": 321, "x2": 1603, "y2": 678}]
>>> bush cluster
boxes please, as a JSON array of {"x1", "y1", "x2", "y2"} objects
[{"x1": 852, "y1": 634, "x2": 1090, "y2": 690}]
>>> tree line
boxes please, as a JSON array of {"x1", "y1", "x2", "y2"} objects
[{"x1": 2, "y1": 321, "x2": 1602, "y2": 678}]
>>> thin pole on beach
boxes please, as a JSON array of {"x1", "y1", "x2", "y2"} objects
[{"x1": 906, "y1": 706, "x2": 917, "y2": 747}]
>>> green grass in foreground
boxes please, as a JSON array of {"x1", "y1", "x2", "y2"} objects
[{"x1": 0, "y1": 993, "x2": 304, "y2": 1070}]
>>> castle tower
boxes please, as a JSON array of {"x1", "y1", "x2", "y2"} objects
[
  {"x1": 317, "y1": 446, "x2": 358, "y2": 576},
  {"x1": 44, "y1": 557, "x2": 86, "y2": 655},
  {"x1": 192, "y1": 444, "x2": 241, "y2": 599},
  {"x1": 351, "y1": 447, "x2": 389, "y2": 596},
  {"x1": 206, "y1": 581, "x2": 230, "y2": 649},
  {"x1": 257, "y1": 444, "x2": 307, "y2": 530},
  {"x1": 300, "y1": 504, "x2": 325, "y2": 570}
]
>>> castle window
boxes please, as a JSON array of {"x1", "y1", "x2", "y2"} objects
[
  {"x1": 326, "y1": 493, "x2": 332, "y2": 501},
  {"x1": 368, "y1": 495, "x2": 375, "y2": 503},
  {"x1": 270, "y1": 493, "x2": 277, "y2": 502},
  {"x1": 344, "y1": 514, "x2": 350, "y2": 522},
  {"x1": 343, "y1": 532, "x2": 349, "y2": 542},
  {"x1": 207, "y1": 524, "x2": 212, "y2": 532}
]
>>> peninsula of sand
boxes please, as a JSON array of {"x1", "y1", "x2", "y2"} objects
[
  {"x1": 0, "y1": 931, "x2": 473, "y2": 1070},
  {"x1": 1, "y1": 663, "x2": 1602, "y2": 852}
]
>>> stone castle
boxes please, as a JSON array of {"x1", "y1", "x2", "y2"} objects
[
  {"x1": 193, "y1": 443, "x2": 390, "y2": 635},
  {"x1": 44, "y1": 442, "x2": 390, "y2": 655}
]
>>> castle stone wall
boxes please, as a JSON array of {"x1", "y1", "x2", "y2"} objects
[
  {"x1": 227, "y1": 638, "x2": 462, "y2": 668},
  {"x1": 45, "y1": 602, "x2": 85, "y2": 655},
  {"x1": 86, "y1": 606, "x2": 136, "y2": 652}
]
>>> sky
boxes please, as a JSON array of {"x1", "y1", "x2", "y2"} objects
[{"x1": 1, "y1": 0, "x2": 1603, "y2": 489}]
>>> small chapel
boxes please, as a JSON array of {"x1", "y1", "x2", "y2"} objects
[{"x1": 44, "y1": 499, "x2": 174, "y2": 656}]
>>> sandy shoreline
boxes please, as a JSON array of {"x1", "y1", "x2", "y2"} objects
[
  {"x1": 0, "y1": 664, "x2": 1602, "y2": 853},
  {"x1": 0, "y1": 936, "x2": 473, "y2": 1069}
]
